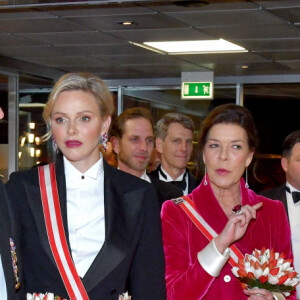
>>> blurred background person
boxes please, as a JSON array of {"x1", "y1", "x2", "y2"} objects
[
  {"x1": 261, "y1": 130, "x2": 300, "y2": 299},
  {"x1": 6, "y1": 73, "x2": 166, "y2": 300},
  {"x1": 110, "y1": 107, "x2": 182, "y2": 206},
  {"x1": 161, "y1": 104, "x2": 294, "y2": 300},
  {"x1": 151, "y1": 113, "x2": 197, "y2": 195}
]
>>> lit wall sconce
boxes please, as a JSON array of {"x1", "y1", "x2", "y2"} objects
[
  {"x1": 30, "y1": 147, "x2": 35, "y2": 157},
  {"x1": 28, "y1": 133, "x2": 35, "y2": 143},
  {"x1": 20, "y1": 136, "x2": 26, "y2": 147},
  {"x1": 35, "y1": 149, "x2": 41, "y2": 157},
  {"x1": 35, "y1": 137, "x2": 41, "y2": 145},
  {"x1": 18, "y1": 152, "x2": 22, "y2": 159}
]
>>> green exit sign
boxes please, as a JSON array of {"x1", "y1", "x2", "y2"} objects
[{"x1": 181, "y1": 82, "x2": 213, "y2": 99}]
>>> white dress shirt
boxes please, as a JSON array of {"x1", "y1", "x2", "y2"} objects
[
  {"x1": 64, "y1": 156, "x2": 105, "y2": 278},
  {"x1": 286, "y1": 182, "x2": 300, "y2": 299},
  {"x1": 159, "y1": 166, "x2": 188, "y2": 195},
  {"x1": 0, "y1": 256, "x2": 7, "y2": 299},
  {"x1": 140, "y1": 170, "x2": 151, "y2": 183}
]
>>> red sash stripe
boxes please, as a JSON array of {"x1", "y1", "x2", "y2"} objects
[
  {"x1": 39, "y1": 164, "x2": 89, "y2": 300},
  {"x1": 179, "y1": 196, "x2": 244, "y2": 266}
]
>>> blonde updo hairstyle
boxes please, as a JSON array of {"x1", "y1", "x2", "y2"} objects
[{"x1": 43, "y1": 72, "x2": 114, "y2": 141}]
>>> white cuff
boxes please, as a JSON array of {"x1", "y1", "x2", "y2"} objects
[
  {"x1": 272, "y1": 292, "x2": 285, "y2": 300},
  {"x1": 197, "y1": 238, "x2": 230, "y2": 277}
]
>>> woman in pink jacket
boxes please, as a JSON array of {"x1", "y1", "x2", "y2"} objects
[{"x1": 161, "y1": 104, "x2": 295, "y2": 300}]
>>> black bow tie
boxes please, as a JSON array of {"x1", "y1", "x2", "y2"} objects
[
  {"x1": 285, "y1": 186, "x2": 300, "y2": 204},
  {"x1": 159, "y1": 167, "x2": 187, "y2": 191}
]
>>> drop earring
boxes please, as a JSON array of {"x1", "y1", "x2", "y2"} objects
[
  {"x1": 204, "y1": 167, "x2": 208, "y2": 186},
  {"x1": 101, "y1": 132, "x2": 108, "y2": 152},
  {"x1": 52, "y1": 136, "x2": 59, "y2": 153},
  {"x1": 245, "y1": 168, "x2": 249, "y2": 188}
]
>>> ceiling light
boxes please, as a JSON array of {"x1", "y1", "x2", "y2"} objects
[
  {"x1": 140, "y1": 39, "x2": 247, "y2": 55},
  {"x1": 241, "y1": 65, "x2": 249, "y2": 69},
  {"x1": 117, "y1": 21, "x2": 135, "y2": 26}
]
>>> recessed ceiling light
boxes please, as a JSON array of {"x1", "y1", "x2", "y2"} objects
[
  {"x1": 117, "y1": 21, "x2": 135, "y2": 26},
  {"x1": 133, "y1": 39, "x2": 248, "y2": 55},
  {"x1": 241, "y1": 65, "x2": 249, "y2": 69}
]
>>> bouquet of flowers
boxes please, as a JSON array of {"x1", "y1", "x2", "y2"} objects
[
  {"x1": 27, "y1": 293, "x2": 66, "y2": 300},
  {"x1": 231, "y1": 248, "x2": 299, "y2": 297}
]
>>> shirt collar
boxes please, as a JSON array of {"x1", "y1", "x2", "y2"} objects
[
  {"x1": 161, "y1": 165, "x2": 186, "y2": 181},
  {"x1": 286, "y1": 181, "x2": 300, "y2": 193},
  {"x1": 64, "y1": 154, "x2": 103, "y2": 180},
  {"x1": 140, "y1": 170, "x2": 151, "y2": 183}
]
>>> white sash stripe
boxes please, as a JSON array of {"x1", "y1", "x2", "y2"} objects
[
  {"x1": 183, "y1": 201, "x2": 218, "y2": 238},
  {"x1": 44, "y1": 165, "x2": 84, "y2": 300},
  {"x1": 182, "y1": 200, "x2": 239, "y2": 264}
]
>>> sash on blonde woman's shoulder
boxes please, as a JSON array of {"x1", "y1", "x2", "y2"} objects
[
  {"x1": 38, "y1": 163, "x2": 89, "y2": 300},
  {"x1": 172, "y1": 195, "x2": 244, "y2": 266}
]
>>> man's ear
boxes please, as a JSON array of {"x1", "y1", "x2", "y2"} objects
[
  {"x1": 156, "y1": 137, "x2": 163, "y2": 154},
  {"x1": 281, "y1": 157, "x2": 288, "y2": 172},
  {"x1": 110, "y1": 136, "x2": 120, "y2": 155}
]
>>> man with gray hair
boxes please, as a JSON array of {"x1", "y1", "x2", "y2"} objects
[{"x1": 151, "y1": 112, "x2": 197, "y2": 195}]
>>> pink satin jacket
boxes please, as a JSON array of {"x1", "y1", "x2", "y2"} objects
[{"x1": 161, "y1": 178, "x2": 295, "y2": 300}]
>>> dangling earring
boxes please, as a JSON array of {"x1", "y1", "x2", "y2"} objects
[
  {"x1": 245, "y1": 168, "x2": 249, "y2": 188},
  {"x1": 204, "y1": 167, "x2": 208, "y2": 186},
  {"x1": 52, "y1": 136, "x2": 59, "y2": 153},
  {"x1": 101, "y1": 132, "x2": 108, "y2": 152}
]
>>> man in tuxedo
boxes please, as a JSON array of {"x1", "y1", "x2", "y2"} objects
[
  {"x1": 261, "y1": 130, "x2": 300, "y2": 299},
  {"x1": 151, "y1": 113, "x2": 197, "y2": 195},
  {"x1": 110, "y1": 108, "x2": 182, "y2": 206},
  {"x1": 0, "y1": 106, "x2": 23, "y2": 299}
]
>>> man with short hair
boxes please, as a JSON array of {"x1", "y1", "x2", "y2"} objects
[
  {"x1": 0, "y1": 106, "x2": 23, "y2": 299},
  {"x1": 261, "y1": 130, "x2": 300, "y2": 299},
  {"x1": 110, "y1": 108, "x2": 182, "y2": 205},
  {"x1": 151, "y1": 112, "x2": 197, "y2": 195}
]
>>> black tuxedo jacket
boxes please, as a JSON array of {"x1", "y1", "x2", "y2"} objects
[
  {"x1": 150, "y1": 165, "x2": 198, "y2": 194},
  {"x1": 259, "y1": 184, "x2": 289, "y2": 219},
  {"x1": 0, "y1": 180, "x2": 24, "y2": 299},
  {"x1": 148, "y1": 174, "x2": 183, "y2": 207},
  {"x1": 6, "y1": 158, "x2": 166, "y2": 300}
]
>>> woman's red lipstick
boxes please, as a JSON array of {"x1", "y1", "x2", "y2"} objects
[
  {"x1": 216, "y1": 168, "x2": 230, "y2": 175},
  {"x1": 65, "y1": 140, "x2": 82, "y2": 148}
]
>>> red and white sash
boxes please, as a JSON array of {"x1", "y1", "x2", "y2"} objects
[
  {"x1": 174, "y1": 195, "x2": 244, "y2": 266},
  {"x1": 38, "y1": 163, "x2": 89, "y2": 300}
]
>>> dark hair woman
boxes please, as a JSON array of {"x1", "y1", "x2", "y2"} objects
[{"x1": 161, "y1": 104, "x2": 295, "y2": 300}]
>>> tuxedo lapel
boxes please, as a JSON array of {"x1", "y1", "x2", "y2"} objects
[
  {"x1": 277, "y1": 185, "x2": 289, "y2": 219},
  {"x1": 83, "y1": 162, "x2": 145, "y2": 292}
]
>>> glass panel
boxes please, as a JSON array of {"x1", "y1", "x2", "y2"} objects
[
  {"x1": 0, "y1": 74, "x2": 8, "y2": 182},
  {"x1": 244, "y1": 83, "x2": 300, "y2": 192},
  {"x1": 18, "y1": 90, "x2": 50, "y2": 169}
]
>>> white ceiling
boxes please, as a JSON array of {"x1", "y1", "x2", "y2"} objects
[{"x1": 1, "y1": 0, "x2": 300, "y2": 90}]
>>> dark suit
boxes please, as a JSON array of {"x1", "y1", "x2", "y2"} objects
[
  {"x1": 259, "y1": 185, "x2": 289, "y2": 218},
  {"x1": 150, "y1": 165, "x2": 198, "y2": 194},
  {"x1": 6, "y1": 158, "x2": 166, "y2": 300},
  {"x1": 148, "y1": 174, "x2": 183, "y2": 207},
  {"x1": 0, "y1": 180, "x2": 23, "y2": 300}
]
